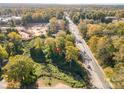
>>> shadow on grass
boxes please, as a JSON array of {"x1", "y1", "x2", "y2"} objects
[{"x1": 50, "y1": 55, "x2": 91, "y2": 88}]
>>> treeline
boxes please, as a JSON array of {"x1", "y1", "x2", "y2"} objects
[
  {"x1": 22, "y1": 8, "x2": 64, "y2": 25},
  {"x1": 0, "y1": 8, "x2": 64, "y2": 26},
  {"x1": 69, "y1": 7, "x2": 124, "y2": 24}
]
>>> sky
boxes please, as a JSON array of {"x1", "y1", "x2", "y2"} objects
[{"x1": 0, "y1": 0, "x2": 124, "y2": 4}]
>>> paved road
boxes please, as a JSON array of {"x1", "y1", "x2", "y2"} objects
[{"x1": 65, "y1": 13, "x2": 113, "y2": 89}]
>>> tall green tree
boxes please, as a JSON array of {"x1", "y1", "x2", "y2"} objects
[
  {"x1": 56, "y1": 30, "x2": 66, "y2": 38},
  {"x1": 65, "y1": 46, "x2": 79, "y2": 69},
  {"x1": 30, "y1": 37, "x2": 45, "y2": 62},
  {"x1": 0, "y1": 45, "x2": 8, "y2": 67},
  {"x1": 3, "y1": 55, "x2": 39, "y2": 88},
  {"x1": 114, "y1": 44, "x2": 124, "y2": 63},
  {"x1": 78, "y1": 19, "x2": 87, "y2": 38},
  {"x1": 44, "y1": 37, "x2": 56, "y2": 62},
  {"x1": 7, "y1": 32, "x2": 23, "y2": 55},
  {"x1": 49, "y1": 17, "x2": 58, "y2": 34},
  {"x1": 112, "y1": 63, "x2": 124, "y2": 88}
]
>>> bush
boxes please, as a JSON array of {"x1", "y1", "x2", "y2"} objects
[{"x1": 37, "y1": 63, "x2": 85, "y2": 88}]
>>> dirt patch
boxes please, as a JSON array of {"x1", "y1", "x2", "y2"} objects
[
  {"x1": 0, "y1": 80, "x2": 7, "y2": 89},
  {"x1": 37, "y1": 77, "x2": 71, "y2": 89},
  {"x1": 54, "y1": 83, "x2": 71, "y2": 88}
]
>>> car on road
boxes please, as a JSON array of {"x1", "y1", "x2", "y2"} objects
[
  {"x1": 76, "y1": 40, "x2": 82, "y2": 43},
  {"x1": 87, "y1": 65, "x2": 92, "y2": 71}
]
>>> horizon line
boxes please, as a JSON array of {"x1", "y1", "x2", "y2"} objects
[{"x1": 0, "y1": 3, "x2": 124, "y2": 5}]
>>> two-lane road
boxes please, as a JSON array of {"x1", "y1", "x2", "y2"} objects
[{"x1": 65, "y1": 13, "x2": 113, "y2": 89}]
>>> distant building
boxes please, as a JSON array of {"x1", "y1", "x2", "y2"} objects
[
  {"x1": 0, "y1": 16, "x2": 22, "y2": 25},
  {"x1": 104, "y1": 16, "x2": 117, "y2": 23},
  {"x1": 12, "y1": 16, "x2": 22, "y2": 20},
  {"x1": 105, "y1": 16, "x2": 117, "y2": 20}
]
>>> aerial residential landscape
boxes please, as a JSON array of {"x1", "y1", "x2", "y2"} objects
[{"x1": 0, "y1": 3, "x2": 124, "y2": 89}]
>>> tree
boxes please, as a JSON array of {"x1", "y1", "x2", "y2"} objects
[
  {"x1": 112, "y1": 37, "x2": 124, "y2": 49},
  {"x1": 78, "y1": 19, "x2": 87, "y2": 38},
  {"x1": 105, "y1": 22, "x2": 124, "y2": 36},
  {"x1": 72, "y1": 13, "x2": 80, "y2": 24},
  {"x1": 88, "y1": 36, "x2": 99, "y2": 53},
  {"x1": 29, "y1": 37, "x2": 45, "y2": 62},
  {"x1": 44, "y1": 37, "x2": 56, "y2": 61},
  {"x1": 65, "y1": 41, "x2": 74, "y2": 47},
  {"x1": 7, "y1": 32, "x2": 23, "y2": 55},
  {"x1": 56, "y1": 30, "x2": 66, "y2": 38},
  {"x1": 111, "y1": 63, "x2": 124, "y2": 88},
  {"x1": 114, "y1": 44, "x2": 124, "y2": 63},
  {"x1": 97, "y1": 36, "x2": 108, "y2": 50},
  {"x1": 30, "y1": 37, "x2": 43, "y2": 50},
  {"x1": 65, "y1": 46, "x2": 79, "y2": 69},
  {"x1": 55, "y1": 37, "x2": 65, "y2": 50},
  {"x1": 56, "y1": 11, "x2": 63, "y2": 19},
  {"x1": 87, "y1": 24, "x2": 103, "y2": 37},
  {"x1": 55, "y1": 37, "x2": 66, "y2": 56},
  {"x1": 49, "y1": 17, "x2": 58, "y2": 34},
  {"x1": 104, "y1": 67, "x2": 114, "y2": 78},
  {"x1": 0, "y1": 45, "x2": 8, "y2": 67},
  {"x1": 5, "y1": 42, "x2": 15, "y2": 56},
  {"x1": 59, "y1": 20, "x2": 66, "y2": 30},
  {"x1": 116, "y1": 11, "x2": 124, "y2": 21},
  {"x1": 0, "y1": 33, "x2": 6, "y2": 43},
  {"x1": 66, "y1": 35, "x2": 75, "y2": 44},
  {"x1": 97, "y1": 46, "x2": 114, "y2": 67},
  {"x1": 44, "y1": 37, "x2": 56, "y2": 51},
  {"x1": 32, "y1": 13, "x2": 42, "y2": 23},
  {"x1": 22, "y1": 13, "x2": 32, "y2": 25},
  {"x1": 7, "y1": 32, "x2": 21, "y2": 42},
  {"x1": 3, "y1": 55, "x2": 39, "y2": 88},
  {"x1": 112, "y1": 37, "x2": 124, "y2": 63},
  {"x1": 96, "y1": 37, "x2": 115, "y2": 67}
]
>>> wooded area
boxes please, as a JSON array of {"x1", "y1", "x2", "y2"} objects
[{"x1": 0, "y1": 4, "x2": 124, "y2": 89}]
